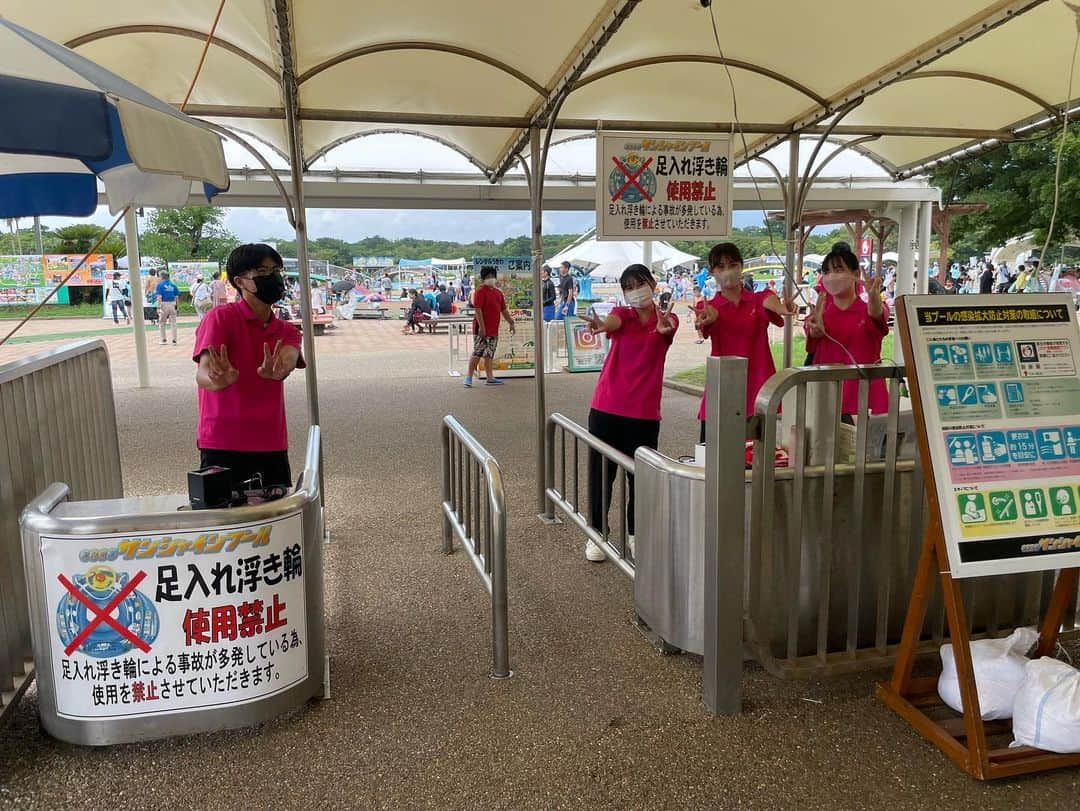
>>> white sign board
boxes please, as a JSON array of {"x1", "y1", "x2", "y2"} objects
[
  {"x1": 596, "y1": 131, "x2": 732, "y2": 241},
  {"x1": 904, "y1": 294, "x2": 1080, "y2": 577},
  {"x1": 41, "y1": 511, "x2": 308, "y2": 719}
]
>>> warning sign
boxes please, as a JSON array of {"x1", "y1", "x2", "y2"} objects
[
  {"x1": 41, "y1": 512, "x2": 308, "y2": 720},
  {"x1": 596, "y1": 131, "x2": 733, "y2": 241}
]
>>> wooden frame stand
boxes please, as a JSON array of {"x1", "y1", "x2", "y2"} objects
[{"x1": 876, "y1": 525, "x2": 1080, "y2": 780}]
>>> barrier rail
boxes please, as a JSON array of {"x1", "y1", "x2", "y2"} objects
[
  {"x1": 543, "y1": 412, "x2": 636, "y2": 579},
  {"x1": 447, "y1": 320, "x2": 469, "y2": 376},
  {"x1": 746, "y1": 363, "x2": 1055, "y2": 677},
  {"x1": 542, "y1": 359, "x2": 1066, "y2": 712},
  {"x1": 440, "y1": 416, "x2": 511, "y2": 678},
  {"x1": 0, "y1": 340, "x2": 122, "y2": 724}
]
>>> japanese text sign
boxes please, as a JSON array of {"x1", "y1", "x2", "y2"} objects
[
  {"x1": 40, "y1": 511, "x2": 308, "y2": 719},
  {"x1": 596, "y1": 131, "x2": 733, "y2": 241},
  {"x1": 902, "y1": 294, "x2": 1080, "y2": 577}
]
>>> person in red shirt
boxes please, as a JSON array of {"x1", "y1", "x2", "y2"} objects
[
  {"x1": 464, "y1": 266, "x2": 515, "y2": 387},
  {"x1": 581, "y1": 264, "x2": 678, "y2": 562},
  {"x1": 804, "y1": 241, "x2": 889, "y2": 414},
  {"x1": 690, "y1": 285, "x2": 706, "y2": 344},
  {"x1": 193, "y1": 244, "x2": 303, "y2": 490},
  {"x1": 694, "y1": 243, "x2": 794, "y2": 442}
]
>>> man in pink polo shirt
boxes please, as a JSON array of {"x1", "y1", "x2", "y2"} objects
[{"x1": 193, "y1": 244, "x2": 303, "y2": 490}]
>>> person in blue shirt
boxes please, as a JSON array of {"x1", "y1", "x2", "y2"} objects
[{"x1": 155, "y1": 270, "x2": 181, "y2": 345}]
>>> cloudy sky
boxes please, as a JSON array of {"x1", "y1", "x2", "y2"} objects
[{"x1": 33, "y1": 134, "x2": 885, "y2": 244}]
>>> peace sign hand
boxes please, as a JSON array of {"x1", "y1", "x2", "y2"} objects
[
  {"x1": 206, "y1": 344, "x2": 239, "y2": 388},
  {"x1": 863, "y1": 269, "x2": 883, "y2": 299},
  {"x1": 257, "y1": 340, "x2": 291, "y2": 380},
  {"x1": 583, "y1": 310, "x2": 605, "y2": 334},
  {"x1": 656, "y1": 302, "x2": 675, "y2": 335}
]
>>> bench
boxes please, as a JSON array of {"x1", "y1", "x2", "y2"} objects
[
  {"x1": 288, "y1": 315, "x2": 335, "y2": 335},
  {"x1": 352, "y1": 307, "x2": 389, "y2": 320},
  {"x1": 421, "y1": 315, "x2": 473, "y2": 334}
]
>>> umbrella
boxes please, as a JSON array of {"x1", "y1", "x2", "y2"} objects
[{"x1": 0, "y1": 17, "x2": 229, "y2": 219}]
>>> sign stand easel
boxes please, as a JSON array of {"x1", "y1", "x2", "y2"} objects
[{"x1": 878, "y1": 296, "x2": 1080, "y2": 780}]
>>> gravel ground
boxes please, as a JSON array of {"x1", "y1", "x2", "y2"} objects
[{"x1": 1, "y1": 335, "x2": 1079, "y2": 809}]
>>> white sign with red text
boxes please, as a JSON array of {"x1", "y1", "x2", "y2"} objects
[
  {"x1": 596, "y1": 131, "x2": 733, "y2": 240},
  {"x1": 41, "y1": 511, "x2": 308, "y2": 719}
]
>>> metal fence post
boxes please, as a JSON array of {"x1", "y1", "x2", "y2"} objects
[
  {"x1": 488, "y1": 460, "x2": 511, "y2": 678},
  {"x1": 540, "y1": 417, "x2": 557, "y2": 522},
  {"x1": 703, "y1": 355, "x2": 747, "y2": 715},
  {"x1": 441, "y1": 423, "x2": 453, "y2": 555}
]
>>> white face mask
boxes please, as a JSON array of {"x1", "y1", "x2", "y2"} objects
[
  {"x1": 822, "y1": 274, "x2": 855, "y2": 297},
  {"x1": 483, "y1": 277, "x2": 497, "y2": 287},
  {"x1": 624, "y1": 287, "x2": 654, "y2": 308},
  {"x1": 714, "y1": 268, "x2": 741, "y2": 290}
]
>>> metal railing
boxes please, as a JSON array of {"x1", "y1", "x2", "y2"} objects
[
  {"x1": 0, "y1": 339, "x2": 123, "y2": 724},
  {"x1": 441, "y1": 416, "x2": 511, "y2": 678},
  {"x1": 543, "y1": 412, "x2": 636, "y2": 579},
  {"x1": 746, "y1": 363, "x2": 1055, "y2": 677}
]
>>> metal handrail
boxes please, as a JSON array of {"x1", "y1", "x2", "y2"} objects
[
  {"x1": 440, "y1": 416, "x2": 510, "y2": 678},
  {"x1": 544, "y1": 412, "x2": 636, "y2": 579}
]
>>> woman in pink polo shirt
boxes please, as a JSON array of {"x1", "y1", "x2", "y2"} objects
[
  {"x1": 193, "y1": 244, "x2": 304, "y2": 491},
  {"x1": 694, "y1": 242, "x2": 793, "y2": 442},
  {"x1": 582, "y1": 264, "x2": 678, "y2": 562},
  {"x1": 805, "y1": 242, "x2": 889, "y2": 414}
]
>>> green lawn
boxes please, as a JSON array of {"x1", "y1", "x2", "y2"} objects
[
  {"x1": 670, "y1": 334, "x2": 896, "y2": 389},
  {"x1": 0, "y1": 301, "x2": 198, "y2": 319}
]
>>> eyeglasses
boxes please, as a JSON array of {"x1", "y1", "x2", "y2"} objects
[{"x1": 242, "y1": 266, "x2": 283, "y2": 279}]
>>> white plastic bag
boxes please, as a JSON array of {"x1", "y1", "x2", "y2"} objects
[
  {"x1": 937, "y1": 626, "x2": 1038, "y2": 720},
  {"x1": 1011, "y1": 657, "x2": 1080, "y2": 752}
]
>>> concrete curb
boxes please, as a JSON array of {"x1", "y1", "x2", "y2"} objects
[{"x1": 664, "y1": 379, "x2": 704, "y2": 397}]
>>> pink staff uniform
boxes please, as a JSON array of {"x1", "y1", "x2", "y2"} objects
[
  {"x1": 193, "y1": 297, "x2": 304, "y2": 452},
  {"x1": 806, "y1": 293, "x2": 890, "y2": 413},
  {"x1": 697, "y1": 289, "x2": 783, "y2": 420},
  {"x1": 591, "y1": 306, "x2": 679, "y2": 421}
]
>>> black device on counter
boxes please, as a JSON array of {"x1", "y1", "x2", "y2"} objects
[{"x1": 188, "y1": 465, "x2": 234, "y2": 510}]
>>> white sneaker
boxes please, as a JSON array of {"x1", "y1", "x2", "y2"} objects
[
  {"x1": 585, "y1": 540, "x2": 606, "y2": 562},
  {"x1": 628, "y1": 534, "x2": 635, "y2": 558}
]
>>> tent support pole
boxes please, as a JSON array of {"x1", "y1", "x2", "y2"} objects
[
  {"x1": 917, "y1": 200, "x2": 933, "y2": 291},
  {"x1": 33, "y1": 216, "x2": 43, "y2": 255},
  {"x1": 782, "y1": 135, "x2": 799, "y2": 369},
  {"x1": 530, "y1": 126, "x2": 553, "y2": 521},
  {"x1": 283, "y1": 89, "x2": 320, "y2": 431},
  {"x1": 123, "y1": 208, "x2": 150, "y2": 389}
]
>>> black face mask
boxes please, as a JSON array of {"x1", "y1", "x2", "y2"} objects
[{"x1": 248, "y1": 272, "x2": 285, "y2": 305}]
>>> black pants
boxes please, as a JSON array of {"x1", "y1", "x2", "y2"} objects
[
  {"x1": 588, "y1": 408, "x2": 660, "y2": 536},
  {"x1": 199, "y1": 448, "x2": 293, "y2": 490}
]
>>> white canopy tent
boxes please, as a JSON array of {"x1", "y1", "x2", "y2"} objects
[
  {"x1": 547, "y1": 238, "x2": 699, "y2": 278},
  {"x1": 8, "y1": 1, "x2": 1077, "y2": 181},
  {"x1": 8, "y1": 0, "x2": 1080, "y2": 520}
]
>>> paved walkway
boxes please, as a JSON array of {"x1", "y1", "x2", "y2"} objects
[{"x1": 1, "y1": 317, "x2": 1078, "y2": 808}]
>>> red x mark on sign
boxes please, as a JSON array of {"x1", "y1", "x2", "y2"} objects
[
  {"x1": 58, "y1": 570, "x2": 152, "y2": 656},
  {"x1": 611, "y1": 156, "x2": 654, "y2": 202}
]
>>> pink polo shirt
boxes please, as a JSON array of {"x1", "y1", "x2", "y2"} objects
[
  {"x1": 590, "y1": 306, "x2": 679, "y2": 421},
  {"x1": 697, "y1": 290, "x2": 782, "y2": 420},
  {"x1": 192, "y1": 298, "x2": 304, "y2": 452},
  {"x1": 806, "y1": 293, "x2": 889, "y2": 414}
]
